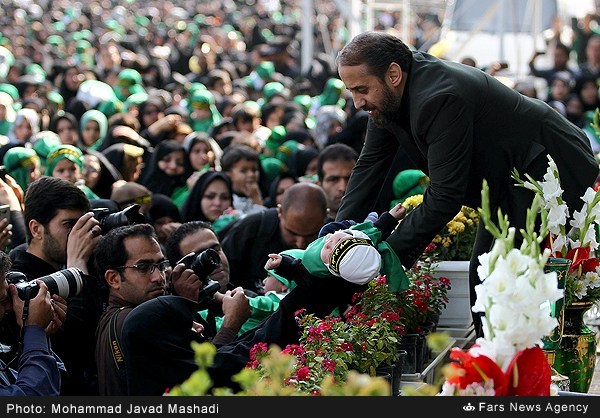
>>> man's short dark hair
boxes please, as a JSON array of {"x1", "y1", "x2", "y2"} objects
[
  {"x1": 164, "y1": 221, "x2": 213, "y2": 267},
  {"x1": 94, "y1": 223, "x2": 158, "y2": 279},
  {"x1": 24, "y1": 176, "x2": 91, "y2": 244},
  {"x1": 336, "y1": 31, "x2": 413, "y2": 81},
  {"x1": 317, "y1": 143, "x2": 358, "y2": 182}
]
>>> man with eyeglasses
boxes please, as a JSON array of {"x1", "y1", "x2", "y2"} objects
[
  {"x1": 8, "y1": 176, "x2": 103, "y2": 395},
  {"x1": 94, "y1": 223, "x2": 170, "y2": 396},
  {"x1": 94, "y1": 223, "x2": 249, "y2": 396}
]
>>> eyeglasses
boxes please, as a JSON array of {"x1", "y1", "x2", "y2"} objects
[{"x1": 116, "y1": 260, "x2": 170, "y2": 275}]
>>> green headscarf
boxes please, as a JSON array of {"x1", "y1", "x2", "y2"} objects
[
  {"x1": 31, "y1": 131, "x2": 61, "y2": 170},
  {"x1": 260, "y1": 156, "x2": 285, "y2": 182},
  {"x1": 80, "y1": 109, "x2": 108, "y2": 150},
  {"x1": 45, "y1": 144, "x2": 83, "y2": 176},
  {"x1": 390, "y1": 169, "x2": 429, "y2": 209},
  {"x1": 187, "y1": 89, "x2": 223, "y2": 133},
  {"x1": 3, "y1": 147, "x2": 39, "y2": 191},
  {"x1": 263, "y1": 125, "x2": 286, "y2": 156},
  {"x1": 114, "y1": 69, "x2": 145, "y2": 102}
]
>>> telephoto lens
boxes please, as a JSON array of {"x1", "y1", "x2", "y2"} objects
[{"x1": 6, "y1": 267, "x2": 85, "y2": 300}]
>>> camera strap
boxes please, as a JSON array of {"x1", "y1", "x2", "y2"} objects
[
  {"x1": 109, "y1": 307, "x2": 127, "y2": 372},
  {"x1": 15, "y1": 286, "x2": 33, "y2": 365}
]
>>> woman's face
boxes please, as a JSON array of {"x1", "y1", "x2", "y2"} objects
[
  {"x1": 27, "y1": 161, "x2": 41, "y2": 184},
  {"x1": 82, "y1": 120, "x2": 101, "y2": 146},
  {"x1": 52, "y1": 159, "x2": 81, "y2": 183},
  {"x1": 200, "y1": 178, "x2": 232, "y2": 222},
  {"x1": 13, "y1": 118, "x2": 32, "y2": 142},
  {"x1": 83, "y1": 155, "x2": 101, "y2": 188},
  {"x1": 189, "y1": 141, "x2": 214, "y2": 170},
  {"x1": 580, "y1": 81, "x2": 599, "y2": 105},
  {"x1": 64, "y1": 67, "x2": 83, "y2": 91},
  {"x1": 56, "y1": 118, "x2": 78, "y2": 145},
  {"x1": 141, "y1": 105, "x2": 162, "y2": 128},
  {"x1": 275, "y1": 177, "x2": 296, "y2": 206},
  {"x1": 157, "y1": 150, "x2": 185, "y2": 176}
]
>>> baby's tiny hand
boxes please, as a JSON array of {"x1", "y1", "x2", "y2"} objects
[
  {"x1": 390, "y1": 203, "x2": 406, "y2": 220},
  {"x1": 265, "y1": 253, "x2": 282, "y2": 270}
]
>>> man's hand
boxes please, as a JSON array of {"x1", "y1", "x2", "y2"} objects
[
  {"x1": 265, "y1": 253, "x2": 282, "y2": 270},
  {"x1": 220, "y1": 287, "x2": 251, "y2": 332},
  {"x1": 45, "y1": 295, "x2": 67, "y2": 336},
  {"x1": 0, "y1": 176, "x2": 23, "y2": 211},
  {"x1": 0, "y1": 218, "x2": 12, "y2": 250},
  {"x1": 9, "y1": 280, "x2": 54, "y2": 329},
  {"x1": 170, "y1": 263, "x2": 200, "y2": 302},
  {"x1": 66, "y1": 212, "x2": 102, "y2": 274}
]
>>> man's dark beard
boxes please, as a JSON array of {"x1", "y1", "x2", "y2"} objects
[{"x1": 371, "y1": 86, "x2": 403, "y2": 128}]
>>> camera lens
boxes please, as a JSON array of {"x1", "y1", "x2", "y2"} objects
[
  {"x1": 11, "y1": 267, "x2": 84, "y2": 300},
  {"x1": 190, "y1": 248, "x2": 220, "y2": 280}
]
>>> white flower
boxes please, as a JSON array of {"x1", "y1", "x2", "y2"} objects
[
  {"x1": 570, "y1": 207, "x2": 588, "y2": 230},
  {"x1": 546, "y1": 203, "x2": 568, "y2": 233},
  {"x1": 541, "y1": 176, "x2": 563, "y2": 204}
]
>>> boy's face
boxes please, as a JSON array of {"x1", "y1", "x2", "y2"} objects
[
  {"x1": 52, "y1": 159, "x2": 81, "y2": 183},
  {"x1": 226, "y1": 158, "x2": 259, "y2": 194},
  {"x1": 320, "y1": 230, "x2": 352, "y2": 264}
]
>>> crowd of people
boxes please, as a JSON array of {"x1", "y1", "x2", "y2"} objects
[{"x1": 0, "y1": 0, "x2": 599, "y2": 397}]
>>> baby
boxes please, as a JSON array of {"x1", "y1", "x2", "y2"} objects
[{"x1": 265, "y1": 202, "x2": 407, "y2": 290}]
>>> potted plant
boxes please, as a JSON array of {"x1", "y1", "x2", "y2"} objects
[{"x1": 402, "y1": 194, "x2": 479, "y2": 328}]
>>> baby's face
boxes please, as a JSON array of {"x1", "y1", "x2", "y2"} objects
[
  {"x1": 263, "y1": 273, "x2": 287, "y2": 293},
  {"x1": 321, "y1": 231, "x2": 352, "y2": 263}
]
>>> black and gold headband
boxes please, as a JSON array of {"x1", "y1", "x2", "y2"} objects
[{"x1": 328, "y1": 237, "x2": 372, "y2": 275}]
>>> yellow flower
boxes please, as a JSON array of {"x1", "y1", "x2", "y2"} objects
[{"x1": 402, "y1": 196, "x2": 479, "y2": 261}]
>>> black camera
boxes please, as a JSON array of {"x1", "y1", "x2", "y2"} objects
[
  {"x1": 6, "y1": 267, "x2": 84, "y2": 300},
  {"x1": 93, "y1": 204, "x2": 146, "y2": 234},
  {"x1": 176, "y1": 249, "x2": 221, "y2": 303}
]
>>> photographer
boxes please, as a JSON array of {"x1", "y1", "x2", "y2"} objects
[
  {"x1": 8, "y1": 176, "x2": 104, "y2": 395},
  {"x1": 94, "y1": 223, "x2": 249, "y2": 396},
  {"x1": 0, "y1": 251, "x2": 61, "y2": 395}
]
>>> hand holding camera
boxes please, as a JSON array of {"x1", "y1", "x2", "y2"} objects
[
  {"x1": 170, "y1": 263, "x2": 201, "y2": 302},
  {"x1": 8, "y1": 280, "x2": 55, "y2": 330},
  {"x1": 67, "y1": 212, "x2": 102, "y2": 274},
  {"x1": 174, "y1": 249, "x2": 221, "y2": 306}
]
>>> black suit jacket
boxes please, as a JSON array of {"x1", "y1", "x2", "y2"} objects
[{"x1": 337, "y1": 51, "x2": 599, "y2": 268}]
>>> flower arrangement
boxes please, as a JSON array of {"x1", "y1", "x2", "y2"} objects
[
  {"x1": 244, "y1": 276, "x2": 407, "y2": 395},
  {"x1": 512, "y1": 155, "x2": 600, "y2": 305},
  {"x1": 402, "y1": 194, "x2": 479, "y2": 261},
  {"x1": 438, "y1": 180, "x2": 562, "y2": 396},
  {"x1": 401, "y1": 253, "x2": 451, "y2": 332},
  {"x1": 166, "y1": 342, "x2": 391, "y2": 396}
]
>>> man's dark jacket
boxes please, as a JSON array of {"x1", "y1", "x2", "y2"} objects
[
  {"x1": 9, "y1": 246, "x2": 105, "y2": 395},
  {"x1": 337, "y1": 51, "x2": 599, "y2": 269}
]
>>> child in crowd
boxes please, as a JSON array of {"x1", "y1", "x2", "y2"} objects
[{"x1": 221, "y1": 144, "x2": 266, "y2": 216}]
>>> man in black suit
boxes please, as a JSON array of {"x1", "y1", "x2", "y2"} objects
[{"x1": 336, "y1": 31, "x2": 599, "y2": 336}]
